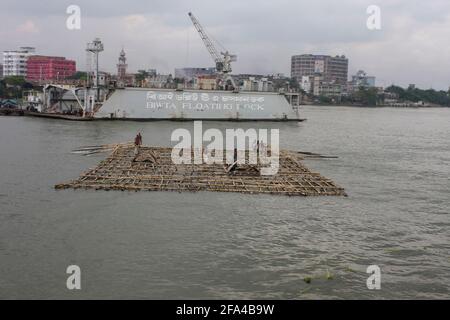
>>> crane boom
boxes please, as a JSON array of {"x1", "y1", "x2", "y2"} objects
[
  {"x1": 188, "y1": 12, "x2": 222, "y2": 63},
  {"x1": 188, "y1": 12, "x2": 237, "y2": 90}
]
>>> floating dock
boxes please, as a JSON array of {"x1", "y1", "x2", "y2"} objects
[
  {"x1": 56, "y1": 145, "x2": 346, "y2": 197},
  {"x1": 24, "y1": 111, "x2": 94, "y2": 121}
]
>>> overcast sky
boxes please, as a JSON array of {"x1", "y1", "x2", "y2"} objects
[{"x1": 1, "y1": 0, "x2": 450, "y2": 89}]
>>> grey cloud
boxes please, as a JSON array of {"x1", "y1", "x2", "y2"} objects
[{"x1": 1, "y1": 0, "x2": 450, "y2": 89}]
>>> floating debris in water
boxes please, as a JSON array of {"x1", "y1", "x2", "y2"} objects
[
  {"x1": 326, "y1": 269, "x2": 334, "y2": 280},
  {"x1": 70, "y1": 142, "x2": 133, "y2": 156},
  {"x1": 303, "y1": 276, "x2": 312, "y2": 284}
]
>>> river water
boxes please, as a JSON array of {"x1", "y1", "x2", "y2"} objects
[{"x1": 0, "y1": 106, "x2": 449, "y2": 299}]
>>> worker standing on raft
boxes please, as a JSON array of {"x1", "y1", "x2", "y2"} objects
[{"x1": 133, "y1": 132, "x2": 143, "y2": 161}]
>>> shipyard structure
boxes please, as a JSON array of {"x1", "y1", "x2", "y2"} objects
[
  {"x1": 24, "y1": 13, "x2": 302, "y2": 121},
  {"x1": 95, "y1": 87, "x2": 300, "y2": 120}
]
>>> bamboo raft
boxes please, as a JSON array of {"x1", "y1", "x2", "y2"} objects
[{"x1": 55, "y1": 145, "x2": 347, "y2": 197}]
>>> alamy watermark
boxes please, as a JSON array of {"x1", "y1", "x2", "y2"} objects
[
  {"x1": 366, "y1": 265, "x2": 381, "y2": 290},
  {"x1": 366, "y1": 5, "x2": 381, "y2": 30},
  {"x1": 171, "y1": 121, "x2": 280, "y2": 176},
  {"x1": 66, "y1": 5, "x2": 81, "y2": 30},
  {"x1": 66, "y1": 265, "x2": 81, "y2": 290}
]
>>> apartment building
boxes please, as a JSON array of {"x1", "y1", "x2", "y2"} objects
[
  {"x1": 3, "y1": 47, "x2": 36, "y2": 77},
  {"x1": 291, "y1": 54, "x2": 348, "y2": 85}
]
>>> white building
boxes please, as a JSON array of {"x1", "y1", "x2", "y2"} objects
[
  {"x1": 240, "y1": 77, "x2": 273, "y2": 92},
  {"x1": 351, "y1": 70, "x2": 375, "y2": 88},
  {"x1": 92, "y1": 71, "x2": 111, "y2": 87},
  {"x1": 144, "y1": 74, "x2": 173, "y2": 88},
  {"x1": 2, "y1": 47, "x2": 36, "y2": 77},
  {"x1": 312, "y1": 75, "x2": 342, "y2": 97},
  {"x1": 271, "y1": 73, "x2": 285, "y2": 79},
  {"x1": 300, "y1": 76, "x2": 313, "y2": 93},
  {"x1": 174, "y1": 67, "x2": 215, "y2": 81}
]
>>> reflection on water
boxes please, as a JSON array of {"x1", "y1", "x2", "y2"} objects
[{"x1": 0, "y1": 106, "x2": 449, "y2": 299}]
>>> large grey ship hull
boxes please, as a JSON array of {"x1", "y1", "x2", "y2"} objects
[{"x1": 95, "y1": 88, "x2": 300, "y2": 121}]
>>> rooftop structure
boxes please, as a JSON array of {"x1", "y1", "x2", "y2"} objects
[{"x1": 86, "y1": 38, "x2": 104, "y2": 88}]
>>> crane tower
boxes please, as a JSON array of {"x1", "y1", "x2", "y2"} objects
[{"x1": 188, "y1": 12, "x2": 237, "y2": 90}]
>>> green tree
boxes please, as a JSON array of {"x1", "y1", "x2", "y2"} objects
[
  {"x1": 385, "y1": 85, "x2": 450, "y2": 106},
  {"x1": 67, "y1": 71, "x2": 88, "y2": 80},
  {"x1": 0, "y1": 77, "x2": 36, "y2": 99},
  {"x1": 0, "y1": 80, "x2": 6, "y2": 98},
  {"x1": 288, "y1": 78, "x2": 299, "y2": 91},
  {"x1": 318, "y1": 95, "x2": 332, "y2": 104},
  {"x1": 135, "y1": 70, "x2": 149, "y2": 83},
  {"x1": 355, "y1": 86, "x2": 379, "y2": 106},
  {"x1": 4, "y1": 76, "x2": 26, "y2": 87}
]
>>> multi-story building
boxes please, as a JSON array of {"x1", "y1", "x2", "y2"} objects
[
  {"x1": 240, "y1": 77, "x2": 273, "y2": 92},
  {"x1": 92, "y1": 71, "x2": 111, "y2": 87},
  {"x1": 0, "y1": 64, "x2": 3, "y2": 79},
  {"x1": 147, "y1": 69, "x2": 157, "y2": 77},
  {"x1": 144, "y1": 74, "x2": 173, "y2": 88},
  {"x1": 291, "y1": 54, "x2": 348, "y2": 85},
  {"x1": 26, "y1": 55, "x2": 76, "y2": 82},
  {"x1": 194, "y1": 75, "x2": 217, "y2": 90},
  {"x1": 174, "y1": 67, "x2": 216, "y2": 80},
  {"x1": 3, "y1": 47, "x2": 36, "y2": 77},
  {"x1": 346, "y1": 70, "x2": 376, "y2": 93},
  {"x1": 351, "y1": 70, "x2": 375, "y2": 87},
  {"x1": 271, "y1": 73, "x2": 285, "y2": 79},
  {"x1": 312, "y1": 75, "x2": 343, "y2": 97}
]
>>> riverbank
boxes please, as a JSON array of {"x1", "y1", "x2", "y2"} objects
[
  {"x1": 24, "y1": 111, "x2": 94, "y2": 121},
  {"x1": 305, "y1": 103, "x2": 449, "y2": 108},
  {"x1": 0, "y1": 108, "x2": 24, "y2": 116}
]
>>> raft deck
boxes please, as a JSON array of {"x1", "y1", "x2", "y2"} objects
[{"x1": 55, "y1": 145, "x2": 346, "y2": 197}]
